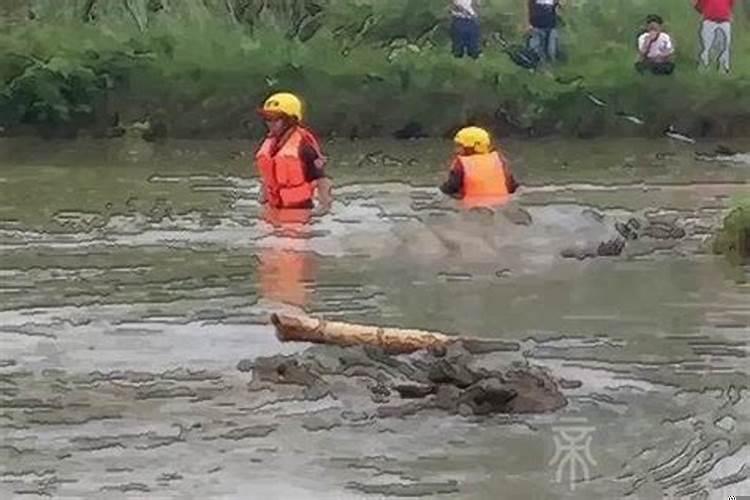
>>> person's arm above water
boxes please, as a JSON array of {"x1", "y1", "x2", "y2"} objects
[
  {"x1": 505, "y1": 167, "x2": 520, "y2": 194},
  {"x1": 300, "y1": 142, "x2": 333, "y2": 211},
  {"x1": 498, "y1": 151, "x2": 520, "y2": 193},
  {"x1": 315, "y1": 177, "x2": 333, "y2": 212},
  {"x1": 440, "y1": 160, "x2": 464, "y2": 198},
  {"x1": 300, "y1": 143, "x2": 325, "y2": 181}
]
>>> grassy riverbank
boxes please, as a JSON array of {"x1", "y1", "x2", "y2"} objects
[
  {"x1": 2, "y1": 0, "x2": 750, "y2": 139},
  {"x1": 714, "y1": 200, "x2": 750, "y2": 264}
]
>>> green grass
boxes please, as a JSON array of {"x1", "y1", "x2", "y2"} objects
[
  {"x1": 2, "y1": 0, "x2": 750, "y2": 139},
  {"x1": 713, "y1": 202, "x2": 750, "y2": 264}
]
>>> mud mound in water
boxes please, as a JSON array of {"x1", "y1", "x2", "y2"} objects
[
  {"x1": 559, "y1": 210, "x2": 695, "y2": 260},
  {"x1": 237, "y1": 342, "x2": 567, "y2": 418}
]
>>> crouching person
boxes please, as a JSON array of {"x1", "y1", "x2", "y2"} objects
[{"x1": 635, "y1": 15, "x2": 676, "y2": 75}]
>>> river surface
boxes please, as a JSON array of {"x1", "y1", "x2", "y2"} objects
[{"x1": 0, "y1": 136, "x2": 749, "y2": 499}]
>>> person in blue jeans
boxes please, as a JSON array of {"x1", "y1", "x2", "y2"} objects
[
  {"x1": 526, "y1": 0, "x2": 562, "y2": 63},
  {"x1": 451, "y1": 0, "x2": 481, "y2": 59}
]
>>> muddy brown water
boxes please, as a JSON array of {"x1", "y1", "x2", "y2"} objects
[{"x1": 0, "y1": 136, "x2": 749, "y2": 499}]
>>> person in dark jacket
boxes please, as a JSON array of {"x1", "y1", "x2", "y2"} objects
[{"x1": 526, "y1": 0, "x2": 562, "y2": 63}]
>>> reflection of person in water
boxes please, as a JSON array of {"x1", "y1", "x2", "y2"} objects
[
  {"x1": 257, "y1": 199, "x2": 318, "y2": 308},
  {"x1": 258, "y1": 245, "x2": 317, "y2": 308},
  {"x1": 253, "y1": 92, "x2": 326, "y2": 307}
]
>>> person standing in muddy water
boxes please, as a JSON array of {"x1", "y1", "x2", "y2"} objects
[
  {"x1": 255, "y1": 92, "x2": 333, "y2": 226},
  {"x1": 254, "y1": 92, "x2": 327, "y2": 308},
  {"x1": 439, "y1": 126, "x2": 520, "y2": 207}
]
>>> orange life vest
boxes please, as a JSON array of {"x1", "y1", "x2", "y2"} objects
[
  {"x1": 456, "y1": 151, "x2": 510, "y2": 198},
  {"x1": 255, "y1": 126, "x2": 323, "y2": 209}
]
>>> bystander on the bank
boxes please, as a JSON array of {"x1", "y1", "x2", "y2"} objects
[
  {"x1": 526, "y1": 0, "x2": 562, "y2": 63},
  {"x1": 450, "y1": 0, "x2": 482, "y2": 59},
  {"x1": 635, "y1": 15, "x2": 676, "y2": 75},
  {"x1": 695, "y1": 0, "x2": 735, "y2": 73}
]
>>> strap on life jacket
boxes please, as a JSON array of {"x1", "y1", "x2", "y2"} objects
[{"x1": 255, "y1": 138, "x2": 281, "y2": 207}]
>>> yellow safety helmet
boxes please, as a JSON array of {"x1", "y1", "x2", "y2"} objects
[
  {"x1": 258, "y1": 92, "x2": 303, "y2": 121},
  {"x1": 454, "y1": 126, "x2": 492, "y2": 154}
]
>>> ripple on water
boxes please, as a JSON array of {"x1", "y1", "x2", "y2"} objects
[{"x1": 0, "y1": 159, "x2": 748, "y2": 498}]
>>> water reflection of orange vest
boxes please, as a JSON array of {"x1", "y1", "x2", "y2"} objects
[
  {"x1": 259, "y1": 247, "x2": 316, "y2": 307},
  {"x1": 255, "y1": 126, "x2": 322, "y2": 209},
  {"x1": 255, "y1": 125, "x2": 320, "y2": 305},
  {"x1": 258, "y1": 208, "x2": 315, "y2": 307},
  {"x1": 456, "y1": 151, "x2": 512, "y2": 208},
  {"x1": 261, "y1": 205, "x2": 313, "y2": 227}
]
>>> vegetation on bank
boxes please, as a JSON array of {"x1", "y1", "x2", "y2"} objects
[
  {"x1": 713, "y1": 202, "x2": 750, "y2": 265},
  {"x1": 2, "y1": 0, "x2": 750, "y2": 139}
]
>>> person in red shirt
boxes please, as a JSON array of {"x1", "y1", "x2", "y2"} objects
[{"x1": 695, "y1": 0, "x2": 735, "y2": 72}]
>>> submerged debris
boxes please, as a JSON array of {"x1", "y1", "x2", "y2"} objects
[
  {"x1": 238, "y1": 343, "x2": 567, "y2": 418},
  {"x1": 501, "y1": 206, "x2": 533, "y2": 226},
  {"x1": 642, "y1": 223, "x2": 686, "y2": 240},
  {"x1": 665, "y1": 126, "x2": 695, "y2": 144},
  {"x1": 562, "y1": 212, "x2": 689, "y2": 260},
  {"x1": 346, "y1": 479, "x2": 460, "y2": 496},
  {"x1": 586, "y1": 93, "x2": 607, "y2": 107},
  {"x1": 615, "y1": 218, "x2": 641, "y2": 241},
  {"x1": 597, "y1": 237, "x2": 626, "y2": 256}
]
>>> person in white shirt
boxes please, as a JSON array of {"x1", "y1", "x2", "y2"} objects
[
  {"x1": 635, "y1": 15, "x2": 675, "y2": 75},
  {"x1": 450, "y1": 0, "x2": 481, "y2": 59}
]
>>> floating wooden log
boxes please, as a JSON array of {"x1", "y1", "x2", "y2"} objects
[{"x1": 270, "y1": 313, "x2": 519, "y2": 355}]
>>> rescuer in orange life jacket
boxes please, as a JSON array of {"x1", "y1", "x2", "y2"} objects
[
  {"x1": 439, "y1": 126, "x2": 519, "y2": 203},
  {"x1": 255, "y1": 92, "x2": 332, "y2": 215}
]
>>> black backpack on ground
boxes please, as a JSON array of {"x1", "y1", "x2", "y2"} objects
[{"x1": 491, "y1": 32, "x2": 541, "y2": 70}]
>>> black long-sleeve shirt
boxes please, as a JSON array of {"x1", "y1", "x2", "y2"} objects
[{"x1": 300, "y1": 143, "x2": 325, "y2": 182}]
